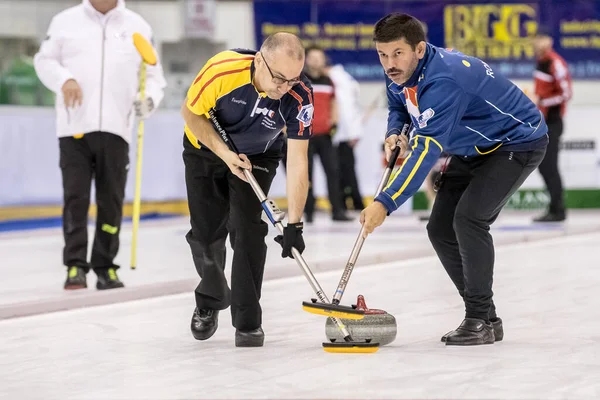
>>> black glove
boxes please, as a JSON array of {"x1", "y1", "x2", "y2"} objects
[{"x1": 274, "y1": 222, "x2": 305, "y2": 259}]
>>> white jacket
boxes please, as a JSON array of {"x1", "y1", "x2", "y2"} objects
[
  {"x1": 33, "y1": 0, "x2": 167, "y2": 143},
  {"x1": 327, "y1": 64, "x2": 362, "y2": 144}
]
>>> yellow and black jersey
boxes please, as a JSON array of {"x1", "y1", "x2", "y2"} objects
[{"x1": 184, "y1": 49, "x2": 314, "y2": 155}]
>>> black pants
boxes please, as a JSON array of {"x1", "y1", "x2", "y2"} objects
[
  {"x1": 182, "y1": 136, "x2": 281, "y2": 331},
  {"x1": 538, "y1": 113, "x2": 565, "y2": 214},
  {"x1": 306, "y1": 134, "x2": 344, "y2": 217},
  {"x1": 336, "y1": 141, "x2": 364, "y2": 210},
  {"x1": 427, "y1": 147, "x2": 546, "y2": 321},
  {"x1": 59, "y1": 131, "x2": 129, "y2": 272}
]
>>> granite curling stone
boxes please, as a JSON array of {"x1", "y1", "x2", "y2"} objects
[{"x1": 325, "y1": 295, "x2": 397, "y2": 346}]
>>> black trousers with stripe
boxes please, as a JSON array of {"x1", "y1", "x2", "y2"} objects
[
  {"x1": 59, "y1": 131, "x2": 129, "y2": 273},
  {"x1": 182, "y1": 135, "x2": 281, "y2": 331},
  {"x1": 427, "y1": 147, "x2": 546, "y2": 321}
]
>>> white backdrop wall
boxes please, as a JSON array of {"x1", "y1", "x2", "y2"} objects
[
  {"x1": 0, "y1": 99, "x2": 598, "y2": 208},
  {"x1": 0, "y1": 105, "x2": 390, "y2": 207}
]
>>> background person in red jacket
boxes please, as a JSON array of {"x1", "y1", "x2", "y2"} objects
[
  {"x1": 303, "y1": 46, "x2": 351, "y2": 222},
  {"x1": 531, "y1": 26, "x2": 573, "y2": 222}
]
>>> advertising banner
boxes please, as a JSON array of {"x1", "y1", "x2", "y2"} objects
[{"x1": 253, "y1": 0, "x2": 600, "y2": 81}]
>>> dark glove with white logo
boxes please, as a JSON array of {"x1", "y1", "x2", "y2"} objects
[{"x1": 274, "y1": 222, "x2": 305, "y2": 259}]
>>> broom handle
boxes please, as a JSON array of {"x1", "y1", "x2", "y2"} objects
[
  {"x1": 243, "y1": 169, "x2": 330, "y2": 302},
  {"x1": 242, "y1": 169, "x2": 355, "y2": 341},
  {"x1": 332, "y1": 123, "x2": 412, "y2": 305},
  {"x1": 130, "y1": 61, "x2": 146, "y2": 270}
]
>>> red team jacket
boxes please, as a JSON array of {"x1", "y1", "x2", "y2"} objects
[
  {"x1": 534, "y1": 49, "x2": 572, "y2": 119},
  {"x1": 305, "y1": 73, "x2": 335, "y2": 135}
]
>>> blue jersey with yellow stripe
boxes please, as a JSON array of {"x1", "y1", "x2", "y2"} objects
[
  {"x1": 184, "y1": 49, "x2": 314, "y2": 155},
  {"x1": 375, "y1": 43, "x2": 548, "y2": 213}
]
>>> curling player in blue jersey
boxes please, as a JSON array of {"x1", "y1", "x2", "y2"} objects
[{"x1": 360, "y1": 13, "x2": 548, "y2": 346}]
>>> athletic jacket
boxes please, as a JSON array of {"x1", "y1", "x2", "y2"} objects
[
  {"x1": 185, "y1": 49, "x2": 313, "y2": 155},
  {"x1": 375, "y1": 43, "x2": 548, "y2": 213},
  {"x1": 327, "y1": 64, "x2": 362, "y2": 144},
  {"x1": 305, "y1": 72, "x2": 335, "y2": 135},
  {"x1": 33, "y1": 0, "x2": 166, "y2": 143},
  {"x1": 534, "y1": 49, "x2": 572, "y2": 119}
]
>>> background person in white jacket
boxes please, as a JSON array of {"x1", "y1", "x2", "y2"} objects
[
  {"x1": 33, "y1": 0, "x2": 166, "y2": 291},
  {"x1": 326, "y1": 63, "x2": 365, "y2": 211}
]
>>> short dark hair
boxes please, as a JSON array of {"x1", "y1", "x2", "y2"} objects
[
  {"x1": 305, "y1": 45, "x2": 325, "y2": 57},
  {"x1": 373, "y1": 13, "x2": 426, "y2": 49}
]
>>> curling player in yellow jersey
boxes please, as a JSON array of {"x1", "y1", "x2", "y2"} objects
[{"x1": 180, "y1": 33, "x2": 314, "y2": 347}]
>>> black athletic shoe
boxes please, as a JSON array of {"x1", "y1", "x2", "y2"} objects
[
  {"x1": 445, "y1": 318, "x2": 495, "y2": 346},
  {"x1": 95, "y1": 267, "x2": 125, "y2": 290},
  {"x1": 64, "y1": 266, "x2": 87, "y2": 290},
  {"x1": 191, "y1": 308, "x2": 219, "y2": 341},
  {"x1": 332, "y1": 212, "x2": 353, "y2": 222},
  {"x1": 441, "y1": 317, "x2": 503, "y2": 342},
  {"x1": 235, "y1": 327, "x2": 265, "y2": 347},
  {"x1": 533, "y1": 212, "x2": 566, "y2": 222}
]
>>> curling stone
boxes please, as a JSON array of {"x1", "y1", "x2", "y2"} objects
[{"x1": 325, "y1": 295, "x2": 397, "y2": 346}]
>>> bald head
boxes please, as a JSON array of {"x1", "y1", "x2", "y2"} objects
[
  {"x1": 260, "y1": 32, "x2": 305, "y2": 61},
  {"x1": 255, "y1": 32, "x2": 305, "y2": 100}
]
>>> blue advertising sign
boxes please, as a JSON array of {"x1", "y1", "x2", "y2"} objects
[{"x1": 253, "y1": 0, "x2": 600, "y2": 81}]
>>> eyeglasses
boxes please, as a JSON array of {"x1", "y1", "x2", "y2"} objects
[{"x1": 262, "y1": 56, "x2": 301, "y2": 86}]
